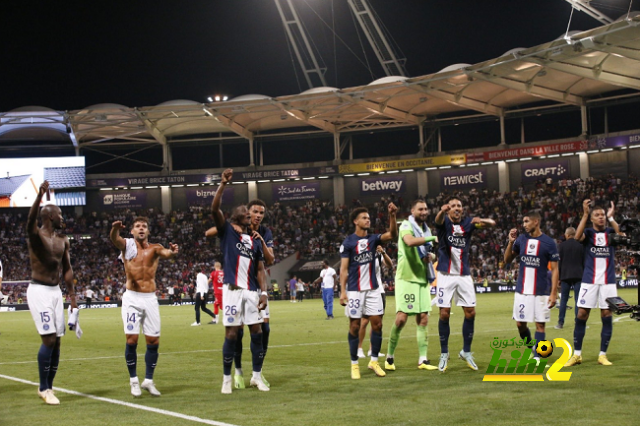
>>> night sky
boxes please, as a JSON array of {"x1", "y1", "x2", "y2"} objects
[
  {"x1": 1, "y1": 1, "x2": 637, "y2": 171},
  {"x1": 2, "y1": 0, "x2": 627, "y2": 111}
]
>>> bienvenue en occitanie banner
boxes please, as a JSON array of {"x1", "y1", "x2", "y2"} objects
[{"x1": 339, "y1": 154, "x2": 466, "y2": 174}]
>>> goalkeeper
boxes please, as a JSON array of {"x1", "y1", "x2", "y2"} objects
[{"x1": 385, "y1": 199, "x2": 438, "y2": 372}]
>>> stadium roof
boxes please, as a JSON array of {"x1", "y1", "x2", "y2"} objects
[
  {"x1": 1, "y1": 16, "x2": 640, "y2": 149},
  {"x1": 0, "y1": 175, "x2": 30, "y2": 196}
]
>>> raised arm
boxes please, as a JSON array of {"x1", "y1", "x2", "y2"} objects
[
  {"x1": 574, "y1": 199, "x2": 590, "y2": 242},
  {"x1": 27, "y1": 181, "x2": 48, "y2": 236},
  {"x1": 212, "y1": 169, "x2": 232, "y2": 231},
  {"x1": 376, "y1": 246, "x2": 393, "y2": 269},
  {"x1": 471, "y1": 217, "x2": 496, "y2": 228},
  {"x1": 62, "y1": 237, "x2": 78, "y2": 310},
  {"x1": 157, "y1": 243, "x2": 179, "y2": 260},
  {"x1": 435, "y1": 203, "x2": 450, "y2": 226},
  {"x1": 204, "y1": 226, "x2": 218, "y2": 238},
  {"x1": 380, "y1": 202, "x2": 398, "y2": 243},
  {"x1": 607, "y1": 201, "x2": 622, "y2": 235},
  {"x1": 504, "y1": 228, "x2": 518, "y2": 264},
  {"x1": 110, "y1": 221, "x2": 126, "y2": 252}
]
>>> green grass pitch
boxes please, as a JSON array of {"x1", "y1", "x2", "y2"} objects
[{"x1": 1, "y1": 290, "x2": 638, "y2": 426}]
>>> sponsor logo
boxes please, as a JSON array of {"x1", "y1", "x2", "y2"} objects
[
  {"x1": 103, "y1": 194, "x2": 113, "y2": 205},
  {"x1": 361, "y1": 179, "x2": 404, "y2": 193},
  {"x1": 523, "y1": 164, "x2": 567, "y2": 178},
  {"x1": 483, "y1": 338, "x2": 574, "y2": 382},
  {"x1": 443, "y1": 171, "x2": 484, "y2": 187}
]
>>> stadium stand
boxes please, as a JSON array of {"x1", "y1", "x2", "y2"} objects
[{"x1": 1, "y1": 174, "x2": 637, "y2": 305}]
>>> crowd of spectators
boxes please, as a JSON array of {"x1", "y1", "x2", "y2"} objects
[{"x1": 1, "y1": 175, "x2": 638, "y2": 304}]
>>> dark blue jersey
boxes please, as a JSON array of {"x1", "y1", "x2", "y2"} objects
[
  {"x1": 436, "y1": 216, "x2": 475, "y2": 276},
  {"x1": 258, "y1": 224, "x2": 274, "y2": 248},
  {"x1": 582, "y1": 227, "x2": 616, "y2": 284},
  {"x1": 219, "y1": 221, "x2": 264, "y2": 291},
  {"x1": 340, "y1": 233, "x2": 382, "y2": 291},
  {"x1": 512, "y1": 233, "x2": 559, "y2": 295}
]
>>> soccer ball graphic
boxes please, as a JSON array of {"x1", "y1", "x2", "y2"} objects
[{"x1": 535, "y1": 340, "x2": 554, "y2": 358}]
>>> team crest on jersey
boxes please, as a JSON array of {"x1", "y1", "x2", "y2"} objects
[
  {"x1": 526, "y1": 240, "x2": 539, "y2": 256},
  {"x1": 357, "y1": 239, "x2": 369, "y2": 253},
  {"x1": 595, "y1": 233, "x2": 606, "y2": 247},
  {"x1": 452, "y1": 225, "x2": 464, "y2": 237}
]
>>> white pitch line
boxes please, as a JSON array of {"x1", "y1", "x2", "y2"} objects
[{"x1": 0, "y1": 374, "x2": 239, "y2": 426}]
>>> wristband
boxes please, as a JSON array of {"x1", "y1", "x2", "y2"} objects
[
  {"x1": 260, "y1": 291, "x2": 268, "y2": 297},
  {"x1": 608, "y1": 217, "x2": 614, "y2": 223}
]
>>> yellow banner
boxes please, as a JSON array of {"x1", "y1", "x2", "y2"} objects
[{"x1": 339, "y1": 154, "x2": 466, "y2": 174}]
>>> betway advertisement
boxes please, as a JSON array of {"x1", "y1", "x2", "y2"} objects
[
  {"x1": 272, "y1": 183, "x2": 320, "y2": 201},
  {"x1": 521, "y1": 160, "x2": 570, "y2": 183},
  {"x1": 360, "y1": 175, "x2": 406, "y2": 195},
  {"x1": 441, "y1": 168, "x2": 487, "y2": 189}
]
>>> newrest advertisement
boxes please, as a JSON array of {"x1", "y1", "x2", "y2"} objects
[{"x1": 441, "y1": 167, "x2": 488, "y2": 189}]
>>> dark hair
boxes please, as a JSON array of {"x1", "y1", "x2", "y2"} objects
[
  {"x1": 524, "y1": 211, "x2": 541, "y2": 222},
  {"x1": 230, "y1": 205, "x2": 248, "y2": 225},
  {"x1": 350, "y1": 207, "x2": 369, "y2": 224},
  {"x1": 411, "y1": 199, "x2": 427, "y2": 209},
  {"x1": 133, "y1": 216, "x2": 149, "y2": 226},
  {"x1": 445, "y1": 196, "x2": 461, "y2": 204},
  {"x1": 591, "y1": 205, "x2": 606, "y2": 214},
  {"x1": 247, "y1": 199, "x2": 267, "y2": 210},
  {"x1": 323, "y1": 260, "x2": 329, "y2": 266}
]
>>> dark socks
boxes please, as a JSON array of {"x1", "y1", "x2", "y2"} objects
[
  {"x1": 125, "y1": 343, "x2": 138, "y2": 378},
  {"x1": 234, "y1": 328, "x2": 244, "y2": 369},
  {"x1": 601, "y1": 316, "x2": 613, "y2": 353},
  {"x1": 261, "y1": 322, "x2": 270, "y2": 357},
  {"x1": 534, "y1": 331, "x2": 545, "y2": 356},
  {"x1": 250, "y1": 333, "x2": 265, "y2": 372},
  {"x1": 462, "y1": 317, "x2": 475, "y2": 353},
  {"x1": 145, "y1": 344, "x2": 159, "y2": 380},
  {"x1": 438, "y1": 319, "x2": 450, "y2": 354},
  {"x1": 574, "y1": 318, "x2": 587, "y2": 351},
  {"x1": 348, "y1": 332, "x2": 359, "y2": 362},
  {"x1": 370, "y1": 330, "x2": 383, "y2": 358},
  {"x1": 519, "y1": 326, "x2": 533, "y2": 346},
  {"x1": 47, "y1": 349, "x2": 60, "y2": 389},
  {"x1": 223, "y1": 337, "x2": 236, "y2": 376},
  {"x1": 37, "y1": 344, "x2": 54, "y2": 391}
]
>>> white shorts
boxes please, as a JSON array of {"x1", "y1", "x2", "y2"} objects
[
  {"x1": 222, "y1": 285, "x2": 264, "y2": 327},
  {"x1": 513, "y1": 293, "x2": 550, "y2": 323},
  {"x1": 577, "y1": 283, "x2": 617, "y2": 309},
  {"x1": 122, "y1": 290, "x2": 161, "y2": 337},
  {"x1": 263, "y1": 299, "x2": 270, "y2": 320},
  {"x1": 27, "y1": 283, "x2": 65, "y2": 337},
  {"x1": 435, "y1": 272, "x2": 476, "y2": 308},
  {"x1": 345, "y1": 290, "x2": 384, "y2": 318}
]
